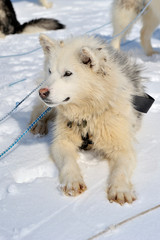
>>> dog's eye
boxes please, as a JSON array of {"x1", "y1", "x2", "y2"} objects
[
  {"x1": 48, "y1": 68, "x2": 52, "y2": 74},
  {"x1": 64, "y1": 71, "x2": 72, "y2": 77}
]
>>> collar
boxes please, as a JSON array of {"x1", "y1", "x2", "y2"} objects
[{"x1": 133, "y1": 94, "x2": 155, "y2": 113}]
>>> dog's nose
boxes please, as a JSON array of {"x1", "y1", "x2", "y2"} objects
[{"x1": 39, "y1": 88, "x2": 50, "y2": 99}]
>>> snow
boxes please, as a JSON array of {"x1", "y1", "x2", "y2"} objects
[{"x1": 0, "y1": 0, "x2": 160, "y2": 239}]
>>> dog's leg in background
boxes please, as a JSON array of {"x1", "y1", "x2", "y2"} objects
[
  {"x1": 141, "y1": 8, "x2": 159, "y2": 56},
  {"x1": 30, "y1": 100, "x2": 55, "y2": 135},
  {"x1": 111, "y1": 0, "x2": 141, "y2": 49},
  {"x1": 0, "y1": 32, "x2": 5, "y2": 38},
  {"x1": 39, "y1": 0, "x2": 53, "y2": 8},
  {"x1": 51, "y1": 130, "x2": 87, "y2": 196},
  {"x1": 107, "y1": 148, "x2": 136, "y2": 205}
]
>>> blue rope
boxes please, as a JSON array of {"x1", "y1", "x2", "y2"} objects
[
  {"x1": 85, "y1": 22, "x2": 111, "y2": 34},
  {"x1": 0, "y1": 79, "x2": 46, "y2": 123},
  {"x1": 0, "y1": 47, "x2": 41, "y2": 59},
  {"x1": 0, "y1": 107, "x2": 51, "y2": 159},
  {"x1": 0, "y1": 23, "x2": 111, "y2": 58},
  {"x1": 1, "y1": 78, "x2": 27, "y2": 89},
  {"x1": 8, "y1": 78, "x2": 27, "y2": 87}
]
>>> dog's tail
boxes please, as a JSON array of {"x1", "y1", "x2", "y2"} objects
[
  {"x1": 15, "y1": 18, "x2": 65, "y2": 34},
  {"x1": 111, "y1": 0, "x2": 144, "y2": 49}
]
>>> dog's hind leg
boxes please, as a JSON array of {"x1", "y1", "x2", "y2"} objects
[
  {"x1": 111, "y1": 0, "x2": 138, "y2": 49},
  {"x1": 141, "y1": 8, "x2": 159, "y2": 56},
  {"x1": 111, "y1": 0, "x2": 143, "y2": 50}
]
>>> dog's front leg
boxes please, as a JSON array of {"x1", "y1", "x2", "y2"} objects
[
  {"x1": 51, "y1": 140, "x2": 87, "y2": 196},
  {"x1": 30, "y1": 100, "x2": 55, "y2": 135},
  {"x1": 107, "y1": 150, "x2": 136, "y2": 205}
]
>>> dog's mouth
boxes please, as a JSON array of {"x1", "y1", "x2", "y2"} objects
[
  {"x1": 41, "y1": 96, "x2": 70, "y2": 107},
  {"x1": 43, "y1": 99, "x2": 54, "y2": 105}
]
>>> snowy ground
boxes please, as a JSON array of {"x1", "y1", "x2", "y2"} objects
[{"x1": 0, "y1": 0, "x2": 160, "y2": 239}]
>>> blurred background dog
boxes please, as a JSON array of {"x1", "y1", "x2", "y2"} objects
[
  {"x1": 111, "y1": 0, "x2": 160, "y2": 56},
  {"x1": 0, "y1": 0, "x2": 64, "y2": 38}
]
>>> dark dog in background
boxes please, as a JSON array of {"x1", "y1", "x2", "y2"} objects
[{"x1": 0, "y1": 0, "x2": 65, "y2": 38}]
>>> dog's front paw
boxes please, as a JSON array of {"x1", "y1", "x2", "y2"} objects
[
  {"x1": 61, "y1": 182, "x2": 87, "y2": 197},
  {"x1": 60, "y1": 171, "x2": 87, "y2": 197},
  {"x1": 107, "y1": 184, "x2": 136, "y2": 205},
  {"x1": 30, "y1": 120, "x2": 48, "y2": 136}
]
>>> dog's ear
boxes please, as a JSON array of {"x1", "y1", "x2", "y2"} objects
[
  {"x1": 80, "y1": 47, "x2": 98, "y2": 71},
  {"x1": 39, "y1": 34, "x2": 56, "y2": 55}
]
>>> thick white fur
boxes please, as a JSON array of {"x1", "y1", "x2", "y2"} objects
[
  {"x1": 30, "y1": 34, "x2": 145, "y2": 204},
  {"x1": 112, "y1": 0, "x2": 160, "y2": 56}
]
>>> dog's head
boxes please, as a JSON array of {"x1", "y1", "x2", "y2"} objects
[{"x1": 39, "y1": 34, "x2": 112, "y2": 108}]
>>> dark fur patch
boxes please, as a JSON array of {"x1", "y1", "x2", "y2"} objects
[
  {"x1": 82, "y1": 56, "x2": 91, "y2": 65},
  {"x1": 0, "y1": 0, "x2": 20, "y2": 34},
  {"x1": 67, "y1": 121, "x2": 73, "y2": 128},
  {"x1": 79, "y1": 133, "x2": 93, "y2": 150}
]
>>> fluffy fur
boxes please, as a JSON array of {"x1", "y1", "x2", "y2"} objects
[
  {"x1": 111, "y1": 0, "x2": 160, "y2": 56},
  {"x1": 30, "y1": 34, "x2": 147, "y2": 204},
  {"x1": 0, "y1": 0, "x2": 65, "y2": 38}
]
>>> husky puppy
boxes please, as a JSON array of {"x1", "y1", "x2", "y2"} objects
[
  {"x1": 111, "y1": 0, "x2": 160, "y2": 56},
  {"x1": 30, "y1": 34, "x2": 147, "y2": 205},
  {"x1": 0, "y1": 0, "x2": 64, "y2": 38},
  {"x1": 39, "y1": 0, "x2": 53, "y2": 8}
]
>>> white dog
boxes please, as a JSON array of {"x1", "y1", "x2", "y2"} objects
[
  {"x1": 111, "y1": 0, "x2": 160, "y2": 56},
  {"x1": 30, "y1": 34, "x2": 153, "y2": 204}
]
